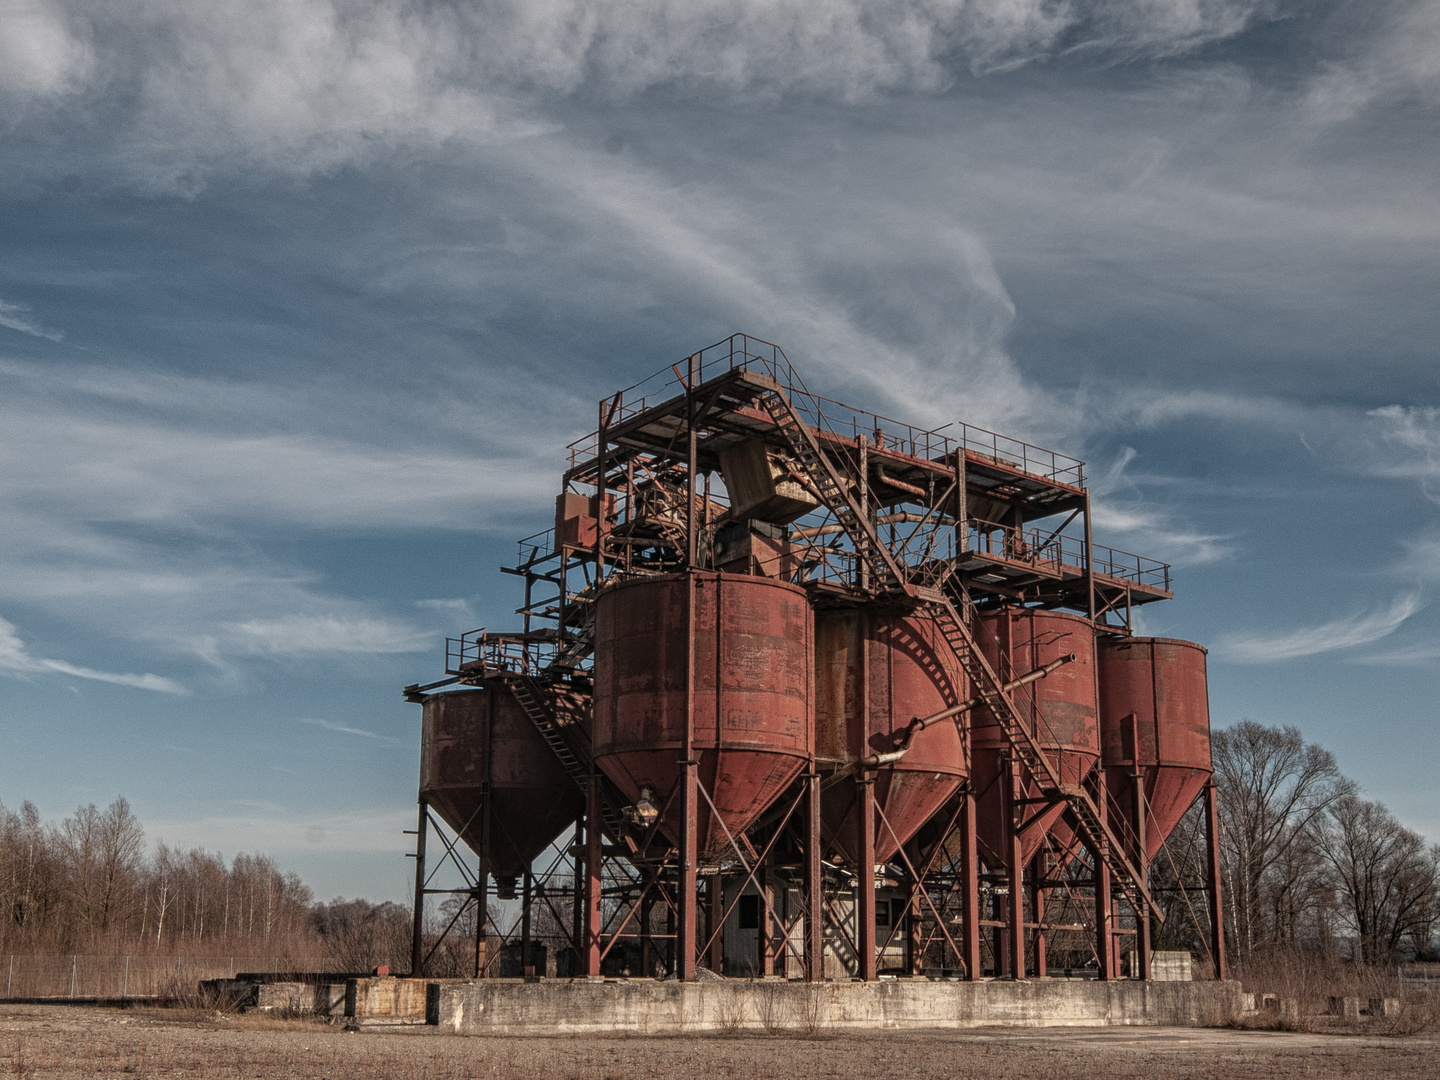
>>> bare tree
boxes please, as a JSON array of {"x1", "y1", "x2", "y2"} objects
[
  {"x1": 1212, "y1": 721, "x2": 1355, "y2": 956},
  {"x1": 1318, "y1": 794, "x2": 1440, "y2": 962},
  {"x1": 57, "y1": 797, "x2": 146, "y2": 943}
]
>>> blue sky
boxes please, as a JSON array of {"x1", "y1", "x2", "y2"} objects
[{"x1": 1, "y1": 1, "x2": 1438, "y2": 902}]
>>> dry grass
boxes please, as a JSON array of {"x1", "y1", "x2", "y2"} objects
[
  {"x1": 3, "y1": 1004, "x2": 1440, "y2": 1079},
  {"x1": 1230, "y1": 951, "x2": 1440, "y2": 1034}
]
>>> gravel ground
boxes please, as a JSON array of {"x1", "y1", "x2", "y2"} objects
[{"x1": 3, "y1": 1004, "x2": 1436, "y2": 1079}]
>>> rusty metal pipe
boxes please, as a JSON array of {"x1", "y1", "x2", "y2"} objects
[
  {"x1": 875, "y1": 466, "x2": 926, "y2": 499},
  {"x1": 791, "y1": 511, "x2": 944, "y2": 540},
  {"x1": 858, "y1": 652, "x2": 1077, "y2": 768}
]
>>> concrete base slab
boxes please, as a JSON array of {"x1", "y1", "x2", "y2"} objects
[{"x1": 435, "y1": 978, "x2": 1241, "y2": 1036}]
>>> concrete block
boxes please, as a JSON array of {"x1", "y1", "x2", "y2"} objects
[
  {"x1": 1279, "y1": 998, "x2": 1301, "y2": 1025},
  {"x1": 254, "y1": 982, "x2": 347, "y2": 1015},
  {"x1": 346, "y1": 977, "x2": 431, "y2": 1025},
  {"x1": 1150, "y1": 953, "x2": 1194, "y2": 982},
  {"x1": 1369, "y1": 997, "x2": 1401, "y2": 1019},
  {"x1": 1327, "y1": 996, "x2": 1361, "y2": 1023},
  {"x1": 1238, "y1": 993, "x2": 1255, "y2": 1012},
  {"x1": 434, "y1": 978, "x2": 1241, "y2": 1036}
]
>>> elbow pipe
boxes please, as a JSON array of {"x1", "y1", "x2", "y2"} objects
[{"x1": 875, "y1": 466, "x2": 927, "y2": 499}]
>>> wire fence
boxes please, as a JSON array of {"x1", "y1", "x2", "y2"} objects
[{"x1": 1, "y1": 955, "x2": 335, "y2": 999}]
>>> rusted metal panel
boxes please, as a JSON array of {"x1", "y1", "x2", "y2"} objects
[
  {"x1": 1097, "y1": 636, "x2": 1212, "y2": 864},
  {"x1": 420, "y1": 688, "x2": 583, "y2": 878},
  {"x1": 592, "y1": 571, "x2": 813, "y2": 857},
  {"x1": 814, "y1": 607, "x2": 968, "y2": 862},
  {"x1": 972, "y1": 608, "x2": 1101, "y2": 867}
]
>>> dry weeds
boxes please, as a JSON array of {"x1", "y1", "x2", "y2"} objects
[{"x1": 2, "y1": 1004, "x2": 1438, "y2": 1080}]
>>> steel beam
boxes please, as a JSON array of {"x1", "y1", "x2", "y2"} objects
[{"x1": 857, "y1": 774, "x2": 877, "y2": 981}]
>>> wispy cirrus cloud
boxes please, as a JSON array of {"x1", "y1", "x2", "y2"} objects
[
  {"x1": 299, "y1": 716, "x2": 403, "y2": 745},
  {"x1": 223, "y1": 615, "x2": 431, "y2": 657},
  {"x1": 1216, "y1": 591, "x2": 1423, "y2": 664},
  {"x1": 0, "y1": 299, "x2": 63, "y2": 342},
  {"x1": 0, "y1": 613, "x2": 185, "y2": 693}
]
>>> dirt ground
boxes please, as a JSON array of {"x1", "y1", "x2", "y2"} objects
[{"x1": 2, "y1": 1004, "x2": 1436, "y2": 1080}]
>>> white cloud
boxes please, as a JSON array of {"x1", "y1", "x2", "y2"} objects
[
  {"x1": 1085, "y1": 447, "x2": 1234, "y2": 566},
  {"x1": 299, "y1": 716, "x2": 403, "y2": 745},
  {"x1": 223, "y1": 614, "x2": 431, "y2": 656},
  {"x1": 147, "y1": 803, "x2": 414, "y2": 854},
  {"x1": 1216, "y1": 591, "x2": 1423, "y2": 663},
  {"x1": 0, "y1": 1, "x2": 92, "y2": 100},
  {"x1": 0, "y1": 612, "x2": 186, "y2": 693},
  {"x1": 0, "y1": 299, "x2": 63, "y2": 342},
  {"x1": 1306, "y1": 0, "x2": 1440, "y2": 123},
  {"x1": 0, "y1": 2, "x2": 1280, "y2": 184}
]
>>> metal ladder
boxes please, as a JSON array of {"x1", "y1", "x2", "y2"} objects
[
  {"x1": 756, "y1": 385, "x2": 909, "y2": 593},
  {"x1": 509, "y1": 677, "x2": 625, "y2": 839},
  {"x1": 926, "y1": 592, "x2": 1157, "y2": 916}
]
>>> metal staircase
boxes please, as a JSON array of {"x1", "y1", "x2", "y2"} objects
[
  {"x1": 926, "y1": 592, "x2": 1157, "y2": 916},
  {"x1": 756, "y1": 385, "x2": 909, "y2": 593},
  {"x1": 754, "y1": 383, "x2": 1156, "y2": 916},
  {"x1": 509, "y1": 677, "x2": 626, "y2": 840}
]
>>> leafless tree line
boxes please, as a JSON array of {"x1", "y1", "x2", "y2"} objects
[
  {"x1": 0, "y1": 797, "x2": 322, "y2": 956},
  {"x1": 1152, "y1": 721, "x2": 1440, "y2": 965}
]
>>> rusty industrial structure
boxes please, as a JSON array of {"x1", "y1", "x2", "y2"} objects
[{"x1": 403, "y1": 334, "x2": 1225, "y2": 984}]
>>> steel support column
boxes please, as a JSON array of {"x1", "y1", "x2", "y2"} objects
[
  {"x1": 1003, "y1": 757, "x2": 1026, "y2": 979},
  {"x1": 409, "y1": 799, "x2": 428, "y2": 976},
  {"x1": 521, "y1": 870, "x2": 534, "y2": 975},
  {"x1": 759, "y1": 863, "x2": 775, "y2": 977},
  {"x1": 678, "y1": 762, "x2": 699, "y2": 980},
  {"x1": 960, "y1": 788, "x2": 982, "y2": 980},
  {"x1": 1094, "y1": 837, "x2": 1114, "y2": 981},
  {"x1": 707, "y1": 872, "x2": 724, "y2": 975},
  {"x1": 805, "y1": 770, "x2": 824, "y2": 982},
  {"x1": 856, "y1": 774, "x2": 877, "y2": 981},
  {"x1": 1032, "y1": 848, "x2": 1047, "y2": 979},
  {"x1": 584, "y1": 776, "x2": 603, "y2": 976},
  {"x1": 476, "y1": 790, "x2": 491, "y2": 979},
  {"x1": 1205, "y1": 781, "x2": 1227, "y2": 981}
]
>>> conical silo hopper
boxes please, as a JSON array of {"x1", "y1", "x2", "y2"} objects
[
  {"x1": 1097, "y1": 636, "x2": 1212, "y2": 865},
  {"x1": 592, "y1": 571, "x2": 812, "y2": 858},
  {"x1": 420, "y1": 688, "x2": 584, "y2": 891},
  {"x1": 815, "y1": 606, "x2": 967, "y2": 864},
  {"x1": 972, "y1": 608, "x2": 1100, "y2": 867}
]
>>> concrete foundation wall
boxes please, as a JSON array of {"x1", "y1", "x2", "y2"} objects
[
  {"x1": 346, "y1": 976, "x2": 430, "y2": 1024},
  {"x1": 437, "y1": 978, "x2": 1240, "y2": 1036}
]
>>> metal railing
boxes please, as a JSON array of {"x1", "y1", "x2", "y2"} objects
[
  {"x1": 566, "y1": 333, "x2": 1085, "y2": 487},
  {"x1": 446, "y1": 629, "x2": 556, "y2": 677},
  {"x1": 966, "y1": 520, "x2": 1170, "y2": 591}
]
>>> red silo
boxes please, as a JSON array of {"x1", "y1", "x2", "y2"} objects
[
  {"x1": 592, "y1": 572, "x2": 813, "y2": 858},
  {"x1": 815, "y1": 606, "x2": 968, "y2": 864},
  {"x1": 972, "y1": 608, "x2": 1100, "y2": 867},
  {"x1": 421, "y1": 688, "x2": 584, "y2": 890},
  {"x1": 1097, "y1": 636, "x2": 1213, "y2": 865}
]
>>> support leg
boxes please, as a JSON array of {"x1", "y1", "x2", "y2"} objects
[
  {"x1": 1004, "y1": 758, "x2": 1026, "y2": 979},
  {"x1": 857, "y1": 775, "x2": 877, "y2": 981},
  {"x1": 1094, "y1": 840, "x2": 1114, "y2": 981},
  {"x1": 584, "y1": 776, "x2": 603, "y2": 976},
  {"x1": 960, "y1": 789, "x2": 982, "y2": 980},
  {"x1": 707, "y1": 872, "x2": 725, "y2": 975},
  {"x1": 521, "y1": 870, "x2": 533, "y2": 975},
  {"x1": 1032, "y1": 848, "x2": 1047, "y2": 979},
  {"x1": 678, "y1": 762, "x2": 699, "y2": 981},
  {"x1": 409, "y1": 800, "x2": 428, "y2": 976},
  {"x1": 1205, "y1": 782, "x2": 1227, "y2": 981},
  {"x1": 805, "y1": 770, "x2": 824, "y2": 982},
  {"x1": 759, "y1": 863, "x2": 775, "y2": 977}
]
